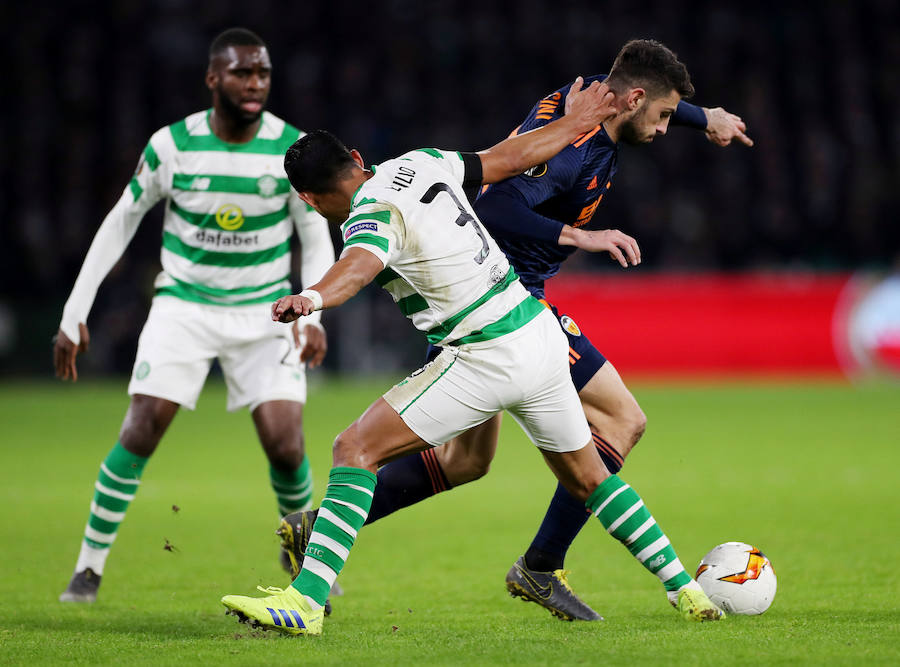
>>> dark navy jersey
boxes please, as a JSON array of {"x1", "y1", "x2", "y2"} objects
[{"x1": 474, "y1": 74, "x2": 705, "y2": 299}]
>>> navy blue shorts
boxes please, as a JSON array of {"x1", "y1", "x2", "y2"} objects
[
  {"x1": 542, "y1": 300, "x2": 607, "y2": 391},
  {"x1": 424, "y1": 300, "x2": 607, "y2": 392}
]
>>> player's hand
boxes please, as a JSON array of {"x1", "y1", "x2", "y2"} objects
[
  {"x1": 564, "y1": 76, "x2": 618, "y2": 133},
  {"x1": 568, "y1": 228, "x2": 641, "y2": 267},
  {"x1": 300, "y1": 322, "x2": 327, "y2": 368},
  {"x1": 704, "y1": 107, "x2": 753, "y2": 147},
  {"x1": 53, "y1": 323, "x2": 90, "y2": 382},
  {"x1": 272, "y1": 294, "x2": 315, "y2": 323}
]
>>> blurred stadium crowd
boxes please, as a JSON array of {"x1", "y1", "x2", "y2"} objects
[{"x1": 1, "y1": 0, "x2": 898, "y2": 375}]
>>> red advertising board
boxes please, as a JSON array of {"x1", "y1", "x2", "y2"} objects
[{"x1": 545, "y1": 273, "x2": 857, "y2": 377}]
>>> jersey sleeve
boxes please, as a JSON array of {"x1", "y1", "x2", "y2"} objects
[
  {"x1": 289, "y1": 193, "x2": 335, "y2": 327},
  {"x1": 59, "y1": 132, "x2": 167, "y2": 344},
  {"x1": 671, "y1": 100, "x2": 707, "y2": 129},
  {"x1": 338, "y1": 202, "x2": 403, "y2": 268},
  {"x1": 475, "y1": 186, "x2": 565, "y2": 244},
  {"x1": 479, "y1": 84, "x2": 585, "y2": 210}
]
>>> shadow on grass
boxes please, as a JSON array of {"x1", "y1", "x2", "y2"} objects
[{"x1": 4, "y1": 606, "x2": 286, "y2": 641}]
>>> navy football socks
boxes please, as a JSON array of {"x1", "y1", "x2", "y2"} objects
[
  {"x1": 524, "y1": 436, "x2": 624, "y2": 572},
  {"x1": 365, "y1": 449, "x2": 450, "y2": 525}
]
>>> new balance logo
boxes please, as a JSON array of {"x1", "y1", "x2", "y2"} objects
[{"x1": 649, "y1": 554, "x2": 667, "y2": 569}]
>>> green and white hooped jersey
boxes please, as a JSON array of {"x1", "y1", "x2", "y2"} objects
[
  {"x1": 341, "y1": 148, "x2": 544, "y2": 347},
  {"x1": 137, "y1": 110, "x2": 315, "y2": 304},
  {"x1": 60, "y1": 110, "x2": 334, "y2": 344}
]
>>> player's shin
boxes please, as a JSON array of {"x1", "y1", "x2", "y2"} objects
[
  {"x1": 270, "y1": 456, "x2": 314, "y2": 515},
  {"x1": 524, "y1": 434, "x2": 624, "y2": 571},
  {"x1": 586, "y1": 475, "x2": 695, "y2": 596},
  {"x1": 77, "y1": 442, "x2": 148, "y2": 574},
  {"x1": 290, "y1": 467, "x2": 376, "y2": 609}
]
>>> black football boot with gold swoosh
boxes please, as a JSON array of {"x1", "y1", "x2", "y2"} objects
[{"x1": 505, "y1": 556, "x2": 602, "y2": 621}]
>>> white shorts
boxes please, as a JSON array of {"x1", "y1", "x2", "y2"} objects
[
  {"x1": 383, "y1": 308, "x2": 592, "y2": 453},
  {"x1": 127, "y1": 296, "x2": 306, "y2": 412}
]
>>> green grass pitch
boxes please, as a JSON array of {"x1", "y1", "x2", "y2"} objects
[{"x1": 1, "y1": 377, "x2": 898, "y2": 664}]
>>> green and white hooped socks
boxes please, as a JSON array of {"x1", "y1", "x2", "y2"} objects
[
  {"x1": 290, "y1": 467, "x2": 376, "y2": 610},
  {"x1": 74, "y1": 442, "x2": 148, "y2": 575},
  {"x1": 271, "y1": 456, "x2": 314, "y2": 516},
  {"x1": 586, "y1": 474, "x2": 701, "y2": 603}
]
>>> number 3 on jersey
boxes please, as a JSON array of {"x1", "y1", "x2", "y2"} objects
[{"x1": 420, "y1": 183, "x2": 490, "y2": 265}]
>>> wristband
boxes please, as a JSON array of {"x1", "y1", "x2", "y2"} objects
[{"x1": 299, "y1": 289, "x2": 323, "y2": 311}]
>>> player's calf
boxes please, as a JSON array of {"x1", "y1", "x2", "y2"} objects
[{"x1": 585, "y1": 474, "x2": 723, "y2": 622}]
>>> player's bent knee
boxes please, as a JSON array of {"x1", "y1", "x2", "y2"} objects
[
  {"x1": 630, "y1": 408, "x2": 648, "y2": 446},
  {"x1": 455, "y1": 458, "x2": 491, "y2": 485},
  {"x1": 331, "y1": 425, "x2": 376, "y2": 471},
  {"x1": 577, "y1": 465, "x2": 613, "y2": 501},
  {"x1": 562, "y1": 475, "x2": 606, "y2": 503},
  {"x1": 434, "y1": 441, "x2": 492, "y2": 486},
  {"x1": 119, "y1": 397, "x2": 177, "y2": 457},
  {"x1": 471, "y1": 459, "x2": 491, "y2": 481}
]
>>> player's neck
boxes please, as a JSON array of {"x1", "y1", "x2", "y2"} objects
[
  {"x1": 339, "y1": 169, "x2": 374, "y2": 202},
  {"x1": 602, "y1": 115, "x2": 623, "y2": 144},
  {"x1": 209, "y1": 109, "x2": 261, "y2": 144}
]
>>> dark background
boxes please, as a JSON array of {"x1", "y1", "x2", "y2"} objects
[{"x1": 2, "y1": 0, "x2": 898, "y2": 375}]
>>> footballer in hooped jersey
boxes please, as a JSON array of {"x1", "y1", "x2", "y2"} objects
[
  {"x1": 221, "y1": 78, "x2": 723, "y2": 635},
  {"x1": 278, "y1": 39, "x2": 752, "y2": 623},
  {"x1": 54, "y1": 28, "x2": 335, "y2": 604}
]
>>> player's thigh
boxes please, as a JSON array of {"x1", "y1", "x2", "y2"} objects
[
  {"x1": 127, "y1": 298, "x2": 214, "y2": 410},
  {"x1": 578, "y1": 361, "x2": 646, "y2": 448},
  {"x1": 219, "y1": 320, "x2": 306, "y2": 413},
  {"x1": 507, "y1": 374, "x2": 591, "y2": 454},
  {"x1": 547, "y1": 303, "x2": 608, "y2": 392},
  {"x1": 422, "y1": 342, "x2": 501, "y2": 482},
  {"x1": 505, "y1": 311, "x2": 592, "y2": 453},
  {"x1": 382, "y1": 347, "x2": 499, "y2": 447},
  {"x1": 434, "y1": 414, "x2": 502, "y2": 485},
  {"x1": 118, "y1": 393, "x2": 180, "y2": 456},
  {"x1": 548, "y1": 301, "x2": 645, "y2": 438},
  {"x1": 334, "y1": 397, "x2": 428, "y2": 470}
]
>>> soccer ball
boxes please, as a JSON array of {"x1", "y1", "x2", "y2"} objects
[{"x1": 695, "y1": 542, "x2": 777, "y2": 615}]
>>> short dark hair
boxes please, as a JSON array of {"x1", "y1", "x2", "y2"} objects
[
  {"x1": 284, "y1": 130, "x2": 358, "y2": 194},
  {"x1": 209, "y1": 27, "x2": 266, "y2": 60},
  {"x1": 606, "y1": 39, "x2": 694, "y2": 100}
]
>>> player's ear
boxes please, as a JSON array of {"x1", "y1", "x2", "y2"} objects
[
  {"x1": 298, "y1": 191, "x2": 316, "y2": 209},
  {"x1": 349, "y1": 149, "x2": 365, "y2": 169},
  {"x1": 205, "y1": 68, "x2": 217, "y2": 91},
  {"x1": 627, "y1": 88, "x2": 646, "y2": 111}
]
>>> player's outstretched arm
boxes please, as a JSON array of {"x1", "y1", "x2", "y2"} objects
[
  {"x1": 703, "y1": 106, "x2": 753, "y2": 147},
  {"x1": 477, "y1": 77, "x2": 617, "y2": 184},
  {"x1": 272, "y1": 248, "x2": 383, "y2": 322}
]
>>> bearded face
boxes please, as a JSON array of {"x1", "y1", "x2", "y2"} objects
[
  {"x1": 209, "y1": 45, "x2": 272, "y2": 126},
  {"x1": 616, "y1": 89, "x2": 681, "y2": 145}
]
